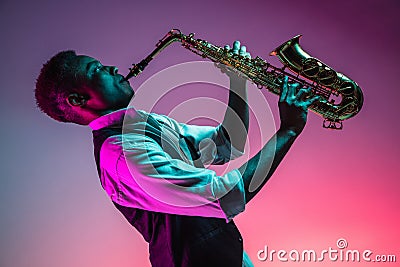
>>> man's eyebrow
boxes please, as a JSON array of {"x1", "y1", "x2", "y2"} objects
[{"x1": 86, "y1": 60, "x2": 98, "y2": 75}]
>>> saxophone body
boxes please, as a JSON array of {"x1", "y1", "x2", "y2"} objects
[{"x1": 125, "y1": 29, "x2": 363, "y2": 129}]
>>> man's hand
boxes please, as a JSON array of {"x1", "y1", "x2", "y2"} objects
[
  {"x1": 239, "y1": 77, "x2": 319, "y2": 203},
  {"x1": 216, "y1": 40, "x2": 251, "y2": 83},
  {"x1": 279, "y1": 76, "x2": 320, "y2": 135}
]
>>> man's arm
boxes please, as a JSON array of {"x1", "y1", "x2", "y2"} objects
[
  {"x1": 238, "y1": 76, "x2": 320, "y2": 203},
  {"x1": 221, "y1": 41, "x2": 250, "y2": 153}
]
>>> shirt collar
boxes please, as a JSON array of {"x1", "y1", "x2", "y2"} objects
[{"x1": 89, "y1": 107, "x2": 141, "y2": 130}]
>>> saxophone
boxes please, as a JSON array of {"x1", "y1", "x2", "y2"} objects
[{"x1": 125, "y1": 29, "x2": 363, "y2": 129}]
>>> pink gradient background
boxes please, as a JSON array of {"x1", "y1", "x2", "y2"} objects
[{"x1": 0, "y1": 0, "x2": 399, "y2": 266}]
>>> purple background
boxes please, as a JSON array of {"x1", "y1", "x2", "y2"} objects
[{"x1": 1, "y1": 0, "x2": 399, "y2": 266}]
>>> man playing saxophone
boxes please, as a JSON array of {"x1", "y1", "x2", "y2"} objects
[{"x1": 35, "y1": 39, "x2": 318, "y2": 266}]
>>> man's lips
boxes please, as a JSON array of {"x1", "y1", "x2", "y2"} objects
[{"x1": 119, "y1": 75, "x2": 129, "y2": 84}]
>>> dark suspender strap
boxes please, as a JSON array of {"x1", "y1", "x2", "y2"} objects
[{"x1": 92, "y1": 127, "x2": 122, "y2": 176}]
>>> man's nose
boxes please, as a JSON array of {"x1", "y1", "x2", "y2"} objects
[{"x1": 109, "y1": 66, "x2": 118, "y2": 75}]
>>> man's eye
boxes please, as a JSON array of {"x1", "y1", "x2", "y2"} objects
[{"x1": 95, "y1": 65, "x2": 103, "y2": 72}]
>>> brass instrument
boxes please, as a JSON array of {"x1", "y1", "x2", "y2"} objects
[{"x1": 125, "y1": 29, "x2": 363, "y2": 129}]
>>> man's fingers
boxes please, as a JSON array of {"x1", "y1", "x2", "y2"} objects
[
  {"x1": 296, "y1": 86, "x2": 320, "y2": 107},
  {"x1": 304, "y1": 95, "x2": 320, "y2": 107},
  {"x1": 239, "y1": 45, "x2": 247, "y2": 56},
  {"x1": 280, "y1": 76, "x2": 289, "y2": 102},
  {"x1": 296, "y1": 88, "x2": 307, "y2": 100},
  {"x1": 232, "y1": 40, "x2": 240, "y2": 54},
  {"x1": 288, "y1": 82, "x2": 298, "y2": 99},
  {"x1": 296, "y1": 86, "x2": 311, "y2": 100},
  {"x1": 230, "y1": 41, "x2": 251, "y2": 58}
]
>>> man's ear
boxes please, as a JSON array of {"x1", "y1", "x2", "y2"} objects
[{"x1": 67, "y1": 93, "x2": 87, "y2": 107}]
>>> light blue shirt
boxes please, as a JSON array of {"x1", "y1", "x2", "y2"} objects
[{"x1": 90, "y1": 107, "x2": 246, "y2": 222}]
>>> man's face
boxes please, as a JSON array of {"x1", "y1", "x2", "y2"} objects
[{"x1": 72, "y1": 55, "x2": 134, "y2": 113}]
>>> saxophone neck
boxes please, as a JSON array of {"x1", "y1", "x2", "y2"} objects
[{"x1": 125, "y1": 29, "x2": 184, "y2": 80}]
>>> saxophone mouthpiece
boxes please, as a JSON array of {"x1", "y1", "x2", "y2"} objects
[
  {"x1": 124, "y1": 64, "x2": 143, "y2": 80},
  {"x1": 124, "y1": 72, "x2": 133, "y2": 81}
]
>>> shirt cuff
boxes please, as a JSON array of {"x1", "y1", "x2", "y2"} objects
[{"x1": 213, "y1": 168, "x2": 246, "y2": 222}]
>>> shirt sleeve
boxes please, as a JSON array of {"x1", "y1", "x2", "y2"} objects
[
  {"x1": 155, "y1": 113, "x2": 245, "y2": 165},
  {"x1": 102, "y1": 133, "x2": 246, "y2": 222}
]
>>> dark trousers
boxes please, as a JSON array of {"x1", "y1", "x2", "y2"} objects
[{"x1": 113, "y1": 202, "x2": 244, "y2": 267}]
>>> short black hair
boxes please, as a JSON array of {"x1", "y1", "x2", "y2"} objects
[{"x1": 35, "y1": 50, "x2": 85, "y2": 124}]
